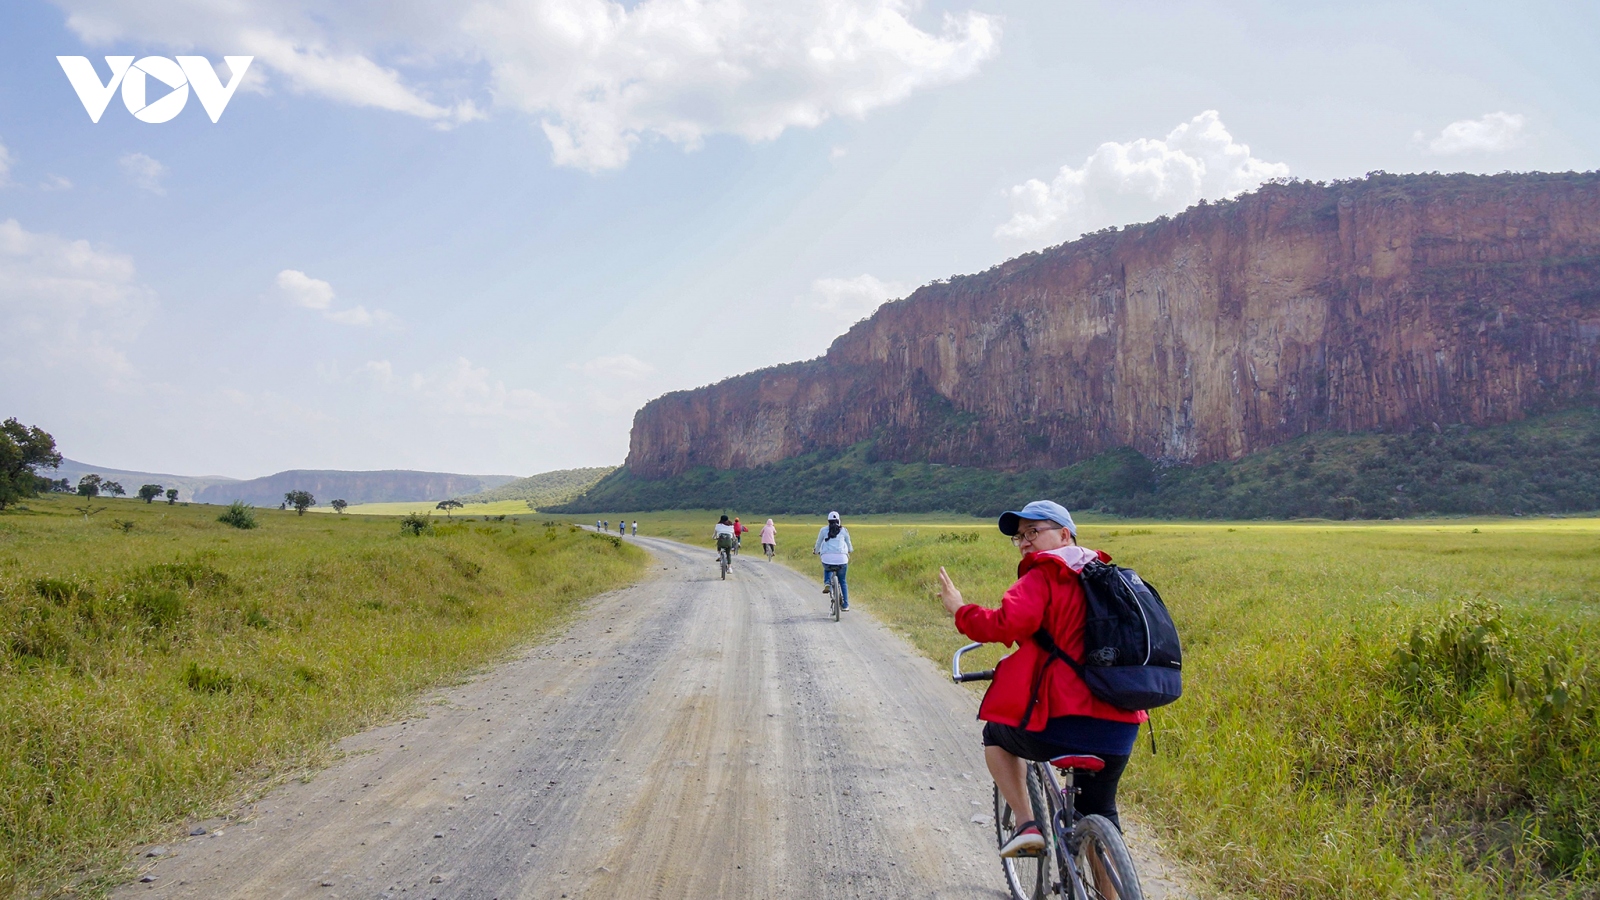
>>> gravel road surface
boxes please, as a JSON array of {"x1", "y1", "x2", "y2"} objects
[{"x1": 117, "y1": 535, "x2": 1195, "y2": 899}]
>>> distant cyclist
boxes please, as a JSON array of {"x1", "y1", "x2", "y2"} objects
[
  {"x1": 937, "y1": 500, "x2": 1145, "y2": 857},
  {"x1": 812, "y1": 511, "x2": 852, "y2": 610},
  {"x1": 760, "y1": 518, "x2": 777, "y2": 560},
  {"x1": 714, "y1": 515, "x2": 736, "y2": 571},
  {"x1": 631, "y1": 520, "x2": 638, "y2": 536},
  {"x1": 619, "y1": 520, "x2": 626, "y2": 536},
  {"x1": 732, "y1": 517, "x2": 746, "y2": 552}
]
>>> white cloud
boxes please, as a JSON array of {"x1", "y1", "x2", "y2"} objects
[
  {"x1": 361, "y1": 359, "x2": 396, "y2": 385},
  {"x1": 0, "y1": 218, "x2": 154, "y2": 382},
  {"x1": 468, "y1": 0, "x2": 1000, "y2": 170},
  {"x1": 39, "y1": 175, "x2": 74, "y2": 191},
  {"x1": 365, "y1": 356, "x2": 558, "y2": 423},
  {"x1": 572, "y1": 353, "x2": 655, "y2": 380},
  {"x1": 323, "y1": 305, "x2": 387, "y2": 326},
  {"x1": 276, "y1": 268, "x2": 334, "y2": 309},
  {"x1": 997, "y1": 110, "x2": 1289, "y2": 245},
  {"x1": 0, "y1": 137, "x2": 15, "y2": 186},
  {"x1": 1423, "y1": 111, "x2": 1525, "y2": 154},
  {"x1": 276, "y1": 268, "x2": 392, "y2": 326},
  {"x1": 119, "y1": 151, "x2": 167, "y2": 194},
  {"x1": 53, "y1": 0, "x2": 998, "y2": 169},
  {"x1": 240, "y1": 30, "x2": 481, "y2": 125},
  {"x1": 799, "y1": 273, "x2": 907, "y2": 323}
]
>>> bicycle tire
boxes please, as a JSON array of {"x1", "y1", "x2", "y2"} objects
[
  {"x1": 720, "y1": 551, "x2": 729, "y2": 580},
  {"x1": 828, "y1": 573, "x2": 841, "y2": 621},
  {"x1": 997, "y1": 764, "x2": 1054, "y2": 900},
  {"x1": 1073, "y1": 814, "x2": 1142, "y2": 900}
]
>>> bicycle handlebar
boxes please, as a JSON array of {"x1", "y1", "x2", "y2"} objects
[{"x1": 951, "y1": 642, "x2": 994, "y2": 683}]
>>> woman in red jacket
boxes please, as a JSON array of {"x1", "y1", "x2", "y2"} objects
[{"x1": 938, "y1": 499, "x2": 1145, "y2": 857}]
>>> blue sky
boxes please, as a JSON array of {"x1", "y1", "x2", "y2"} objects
[{"x1": 1, "y1": 0, "x2": 1595, "y2": 477}]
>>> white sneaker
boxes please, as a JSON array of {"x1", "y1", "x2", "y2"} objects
[{"x1": 999, "y1": 822, "x2": 1046, "y2": 857}]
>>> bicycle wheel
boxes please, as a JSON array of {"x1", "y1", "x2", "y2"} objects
[
  {"x1": 996, "y1": 764, "x2": 1055, "y2": 900},
  {"x1": 828, "y1": 573, "x2": 841, "y2": 621},
  {"x1": 720, "y1": 551, "x2": 728, "y2": 580},
  {"x1": 1073, "y1": 814, "x2": 1142, "y2": 900}
]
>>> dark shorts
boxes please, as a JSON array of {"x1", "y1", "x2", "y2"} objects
[{"x1": 983, "y1": 721, "x2": 1131, "y2": 829}]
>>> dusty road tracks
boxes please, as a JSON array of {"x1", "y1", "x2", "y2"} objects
[{"x1": 119, "y1": 536, "x2": 1192, "y2": 899}]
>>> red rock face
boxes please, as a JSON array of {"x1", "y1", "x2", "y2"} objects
[{"x1": 629, "y1": 173, "x2": 1600, "y2": 478}]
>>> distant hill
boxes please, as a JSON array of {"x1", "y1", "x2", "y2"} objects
[
  {"x1": 193, "y1": 470, "x2": 518, "y2": 507},
  {"x1": 550, "y1": 408, "x2": 1600, "y2": 519},
  {"x1": 48, "y1": 458, "x2": 240, "y2": 502},
  {"x1": 459, "y1": 467, "x2": 616, "y2": 508}
]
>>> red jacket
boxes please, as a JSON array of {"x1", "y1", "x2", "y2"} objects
[{"x1": 955, "y1": 546, "x2": 1146, "y2": 730}]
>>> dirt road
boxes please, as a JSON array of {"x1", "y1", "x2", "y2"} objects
[{"x1": 118, "y1": 536, "x2": 1194, "y2": 899}]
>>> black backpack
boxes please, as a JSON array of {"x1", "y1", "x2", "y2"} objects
[{"x1": 1023, "y1": 560, "x2": 1183, "y2": 719}]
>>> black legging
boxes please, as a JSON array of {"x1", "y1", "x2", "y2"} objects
[
  {"x1": 1067, "y1": 753, "x2": 1130, "y2": 830},
  {"x1": 981, "y1": 721, "x2": 1132, "y2": 831}
]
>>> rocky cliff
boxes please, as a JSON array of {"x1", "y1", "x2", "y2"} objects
[{"x1": 629, "y1": 172, "x2": 1600, "y2": 478}]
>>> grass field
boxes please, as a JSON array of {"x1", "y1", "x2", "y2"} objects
[
  {"x1": 0, "y1": 495, "x2": 646, "y2": 898},
  {"x1": 307, "y1": 499, "x2": 540, "y2": 517},
  {"x1": 565, "y1": 509, "x2": 1600, "y2": 899}
]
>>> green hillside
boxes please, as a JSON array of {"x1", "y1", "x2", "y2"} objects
[
  {"x1": 459, "y1": 466, "x2": 616, "y2": 507},
  {"x1": 550, "y1": 407, "x2": 1600, "y2": 518}
]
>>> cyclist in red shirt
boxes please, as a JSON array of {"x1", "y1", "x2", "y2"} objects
[{"x1": 938, "y1": 500, "x2": 1145, "y2": 857}]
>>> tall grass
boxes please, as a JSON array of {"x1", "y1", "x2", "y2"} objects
[
  {"x1": 577, "y1": 511, "x2": 1600, "y2": 898},
  {"x1": 0, "y1": 496, "x2": 645, "y2": 898}
]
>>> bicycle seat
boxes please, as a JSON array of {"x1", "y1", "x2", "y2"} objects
[{"x1": 1049, "y1": 754, "x2": 1105, "y2": 773}]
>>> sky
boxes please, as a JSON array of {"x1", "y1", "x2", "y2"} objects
[{"x1": 1, "y1": 0, "x2": 1595, "y2": 478}]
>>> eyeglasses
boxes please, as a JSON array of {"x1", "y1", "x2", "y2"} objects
[{"x1": 1011, "y1": 525, "x2": 1064, "y2": 546}]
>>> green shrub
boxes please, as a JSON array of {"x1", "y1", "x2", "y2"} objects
[
  {"x1": 131, "y1": 585, "x2": 185, "y2": 630},
  {"x1": 399, "y1": 512, "x2": 432, "y2": 536},
  {"x1": 181, "y1": 661, "x2": 236, "y2": 694},
  {"x1": 217, "y1": 501, "x2": 257, "y2": 529},
  {"x1": 32, "y1": 576, "x2": 91, "y2": 605}
]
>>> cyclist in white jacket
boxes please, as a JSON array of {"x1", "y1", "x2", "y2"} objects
[{"x1": 813, "y1": 511, "x2": 853, "y2": 610}]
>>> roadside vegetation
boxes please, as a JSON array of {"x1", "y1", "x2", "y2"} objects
[
  {"x1": 580, "y1": 510, "x2": 1600, "y2": 898},
  {"x1": 0, "y1": 495, "x2": 645, "y2": 898},
  {"x1": 552, "y1": 407, "x2": 1600, "y2": 519}
]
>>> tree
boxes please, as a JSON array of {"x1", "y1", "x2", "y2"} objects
[
  {"x1": 138, "y1": 483, "x2": 164, "y2": 503},
  {"x1": 102, "y1": 480, "x2": 126, "y2": 498},
  {"x1": 436, "y1": 499, "x2": 464, "y2": 518},
  {"x1": 0, "y1": 418, "x2": 63, "y2": 510},
  {"x1": 284, "y1": 490, "x2": 315, "y2": 515},
  {"x1": 166, "y1": 488, "x2": 179, "y2": 505},
  {"x1": 331, "y1": 499, "x2": 348, "y2": 514},
  {"x1": 77, "y1": 474, "x2": 103, "y2": 498}
]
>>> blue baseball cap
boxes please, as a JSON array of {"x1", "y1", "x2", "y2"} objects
[{"x1": 997, "y1": 500, "x2": 1077, "y2": 537}]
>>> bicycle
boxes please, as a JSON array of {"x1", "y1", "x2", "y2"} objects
[
  {"x1": 764, "y1": 543, "x2": 775, "y2": 562},
  {"x1": 719, "y1": 546, "x2": 732, "y2": 580},
  {"x1": 823, "y1": 563, "x2": 843, "y2": 621},
  {"x1": 953, "y1": 643, "x2": 1145, "y2": 900}
]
